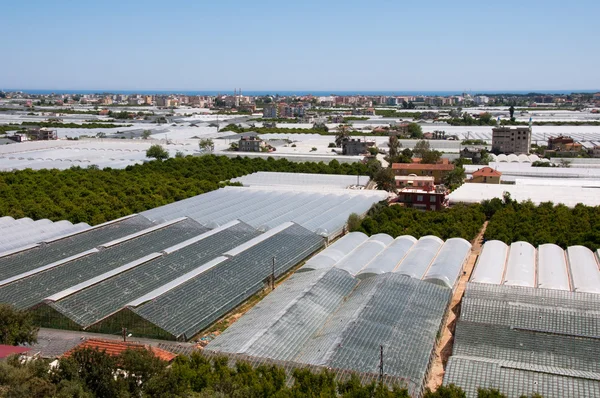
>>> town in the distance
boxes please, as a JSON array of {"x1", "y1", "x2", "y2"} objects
[{"x1": 1, "y1": 85, "x2": 599, "y2": 397}]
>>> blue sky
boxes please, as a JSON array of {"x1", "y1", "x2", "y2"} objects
[{"x1": 1, "y1": 0, "x2": 599, "y2": 91}]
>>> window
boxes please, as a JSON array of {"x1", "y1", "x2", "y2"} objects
[
  {"x1": 430, "y1": 195, "x2": 436, "y2": 202},
  {"x1": 417, "y1": 195, "x2": 423, "y2": 202}
]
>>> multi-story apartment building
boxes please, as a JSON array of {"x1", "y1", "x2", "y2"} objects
[{"x1": 491, "y1": 127, "x2": 532, "y2": 154}]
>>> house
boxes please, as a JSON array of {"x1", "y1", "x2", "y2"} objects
[
  {"x1": 395, "y1": 175, "x2": 435, "y2": 189},
  {"x1": 26, "y1": 127, "x2": 57, "y2": 140},
  {"x1": 391, "y1": 163, "x2": 454, "y2": 184},
  {"x1": 547, "y1": 135, "x2": 574, "y2": 150},
  {"x1": 342, "y1": 138, "x2": 369, "y2": 156},
  {"x1": 63, "y1": 339, "x2": 177, "y2": 362},
  {"x1": 239, "y1": 135, "x2": 265, "y2": 152},
  {"x1": 470, "y1": 167, "x2": 502, "y2": 184},
  {"x1": 394, "y1": 183, "x2": 448, "y2": 211}
]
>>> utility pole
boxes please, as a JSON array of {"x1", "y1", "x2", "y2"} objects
[
  {"x1": 122, "y1": 327, "x2": 127, "y2": 342},
  {"x1": 271, "y1": 256, "x2": 276, "y2": 290},
  {"x1": 379, "y1": 345, "x2": 384, "y2": 384}
]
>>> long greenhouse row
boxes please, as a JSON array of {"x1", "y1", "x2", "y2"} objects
[
  {"x1": 206, "y1": 232, "x2": 472, "y2": 396},
  {"x1": 0, "y1": 212, "x2": 324, "y2": 340},
  {"x1": 141, "y1": 185, "x2": 387, "y2": 238},
  {"x1": 443, "y1": 282, "x2": 600, "y2": 398},
  {"x1": 0, "y1": 216, "x2": 90, "y2": 255},
  {"x1": 471, "y1": 240, "x2": 600, "y2": 294},
  {"x1": 231, "y1": 171, "x2": 370, "y2": 189},
  {"x1": 301, "y1": 232, "x2": 472, "y2": 289}
]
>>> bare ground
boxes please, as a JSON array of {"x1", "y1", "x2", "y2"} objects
[{"x1": 425, "y1": 221, "x2": 488, "y2": 391}]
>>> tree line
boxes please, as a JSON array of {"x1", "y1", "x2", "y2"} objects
[
  {"x1": 0, "y1": 155, "x2": 368, "y2": 225},
  {"x1": 352, "y1": 196, "x2": 600, "y2": 250},
  {"x1": 351, "y1": 202, "x2": 486, "y2": 241},
  {"x1": 0, "y1": 345, "x2": 542, "y2": 398},
  {"x1": 483, "y1": 196, "x2": 600, "y2": 250}
]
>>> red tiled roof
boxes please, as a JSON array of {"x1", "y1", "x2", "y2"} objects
[
  {"x1": 0, "y1": 345, "x2": 31, "y2": 358},
  {"x1": 472, "y1": 167, "x2": 502, "y2": 177},
  {"x1": 63, "y1": 339, "x2": 177, "y2": 362},
  {"x1": 392, "y1": 163, "x2": 454, "y2": 171}
]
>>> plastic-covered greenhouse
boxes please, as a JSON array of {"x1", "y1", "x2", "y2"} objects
[
  {"x1": 395, "y1": 236, "x2": 444, "y2": 280},
  {"x1": 423, "y1": 238, "x2": 472, "y2": 289},
  {"x1": 357, "y1": 235, "x2": 417, "y2": 278},
  {"x1": 206, "y1": 231, "x2": 475, "y2": 396},
  {"x1": 471, "y1": 241, "x2": 600, "y2": 293},
  {"x1": 0, "y1": 217, "x2": 90, "y2": 256},
  {"x1": 231, "y1": 172, "x2": 370, "y2": 189},
  {"x1": 140, "y1": 185, "x2": 387, "y2": 239},
  {"x1": 444, "y1": 282, "x2": 600, "y2": 397}
]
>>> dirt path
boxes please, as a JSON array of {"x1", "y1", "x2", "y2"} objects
[{"x1": 426, "y1": 221, "x2": 488, "y2": 391}]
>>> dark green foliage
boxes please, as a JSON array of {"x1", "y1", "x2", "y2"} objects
[
  {"x1": 0, "y1": 348, "x2": 539, "y2": 398},
  {"x1": 478, "y1": 388, "x2": 507, "y2": 397},
  {"x1": 373, "y1": 168, "x2": 396, "y2": 192},
  {"x1": 0, "y1": 155, "x2": 368, "y2": 225},
  {"x1": 354, "y1": 203, "x2": 485, "y2": 241},
  {"x1": 443, "y1": 166, "x2": 466, "y2": 190},
  {"x1": 145, "y1": 144, "x2": 170, "y2": 160},
  {"x1": 423, "y1": 384, "x2": 467, "y2": 397},
  {"x1": 0, "y1": 304, "x2": 38, "y2": 345},
  {"x1": 484, "y1": 201, "x2": 600, "y2": 249}
]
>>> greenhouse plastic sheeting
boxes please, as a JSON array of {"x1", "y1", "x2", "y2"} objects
[
  {"x1": 0, "y1": 215, "x2": 155, "y2": 283},
  {"x1": 470, "y1": 240, "x2": 508, "y2": 285},
  {"x1": 444, "y1": 282, "x2": 600, "y2": 398},
  {"x1": 130, "y1": 223, "x2": 324, "y2": 340},
  {"x1": 0, "y1": 218, "x2": 207, "y2": 309},
  {"x1": 394, "y1": 236, "x2": 443, "y2": 279},
  {"x1": 503, "y1": 242, "x2": 536, "y2": 287},
  {"x1": 537, "y1": 244, "x2": 570, "y2": 291},
  {"x1": 335, "y1": 234, "x2": 394, "y2": 276},
  {"x1": 302, "y1": 232, "x2": 368, "y2": 271},
  {"x1": 231, "y1": 172, "x2": 370, "y2": 189},
  {"x1": 207, "y1": 272, "x2": 452, "y2": 395},
  {"x1": 140, "y1": 186, "x2": 386, "y2": 238},
  {"x1": 357, "y1": 235, "x2": 417, "y2": 277},
  {"x1": 423, "y1": 238, "x2": 472, "y2": 289},
  {"x1": 568, "y1": 246, "x2": 600, "y2": 294},
  {"x1": 49, "y1": 222, "x2": 259, "y2": 328}
]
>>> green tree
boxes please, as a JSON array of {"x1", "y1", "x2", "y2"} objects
[
  {"x1": 199, "y1": 138, "x2": 214, "y2": 152},
  {"x1": 407, "y1": 122, "x2": 423, "y2": 138},
  {"x1": 175, "y1": 151, "x2": 185, "y2": 158},
  {"x1": 0, "y1": 304, "x2": 38, "y2": 345},
  {"x1": 509, "y1": 105, "x2": 515, "y2": 121},
  {"x1": 413, "y1": 140, "x2": 431, "y2": 158},
  {"x1": 335, "y1": 124, "x2": 351, "y2": 146},
  {"x1": 146, "y1": 144, "x2": 170, "y2": 161},
  {"x1": 423, "y1": 384, "x2": 467, "y2": 398},
  {"x1": 478, "y1": 388, "x2": 508, "y2": 398},
  {"x1": 421, "y1": 150, "x2": 442, "y2": 164},
  {"x1": 119, "y1": 347, "x2": 168, "y2": 397},
  {"x1": 347, "y1": 213, "x2": 362, "y2": 231},
  {"x1": 142, "y1": 130, "x2": 152, "y2": 139},
  {"x1": 443, "y1": 166, "x2": 466, "y2": 190},
  {"x1": 388, "y1": 135, "x2": 401, "y2": 159},
  {"x1": 374, "y1": 168, "x2": 396, "y2": 192}
]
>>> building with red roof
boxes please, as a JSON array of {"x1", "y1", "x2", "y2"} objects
[
  {"x1": 470, "y1": 167, "x2": 502, "y2": 184},
  {"x1": 392, "y1": 162, "x2": 454, "y2": 184},
  {"x1": 63, "y1": 339, "x2": 177, "y2": 362},
  {"x1": 0, "y1": 345, "x2": 31, "y2": 359}
]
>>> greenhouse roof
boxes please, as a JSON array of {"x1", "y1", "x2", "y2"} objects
[
  {"x1": 443, "y1": 282, "x2": 600, "y2": 397},
  {"x1": 471, "y1": 241, "x2": 600, "y2": 294},
  {"x1": 140, "y1": 185, "x2": 387, "y2": 238}
]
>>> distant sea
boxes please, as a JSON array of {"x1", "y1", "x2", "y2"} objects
[{"x1": 3, "y1": 89, "x2": 599, "y2": 96}]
